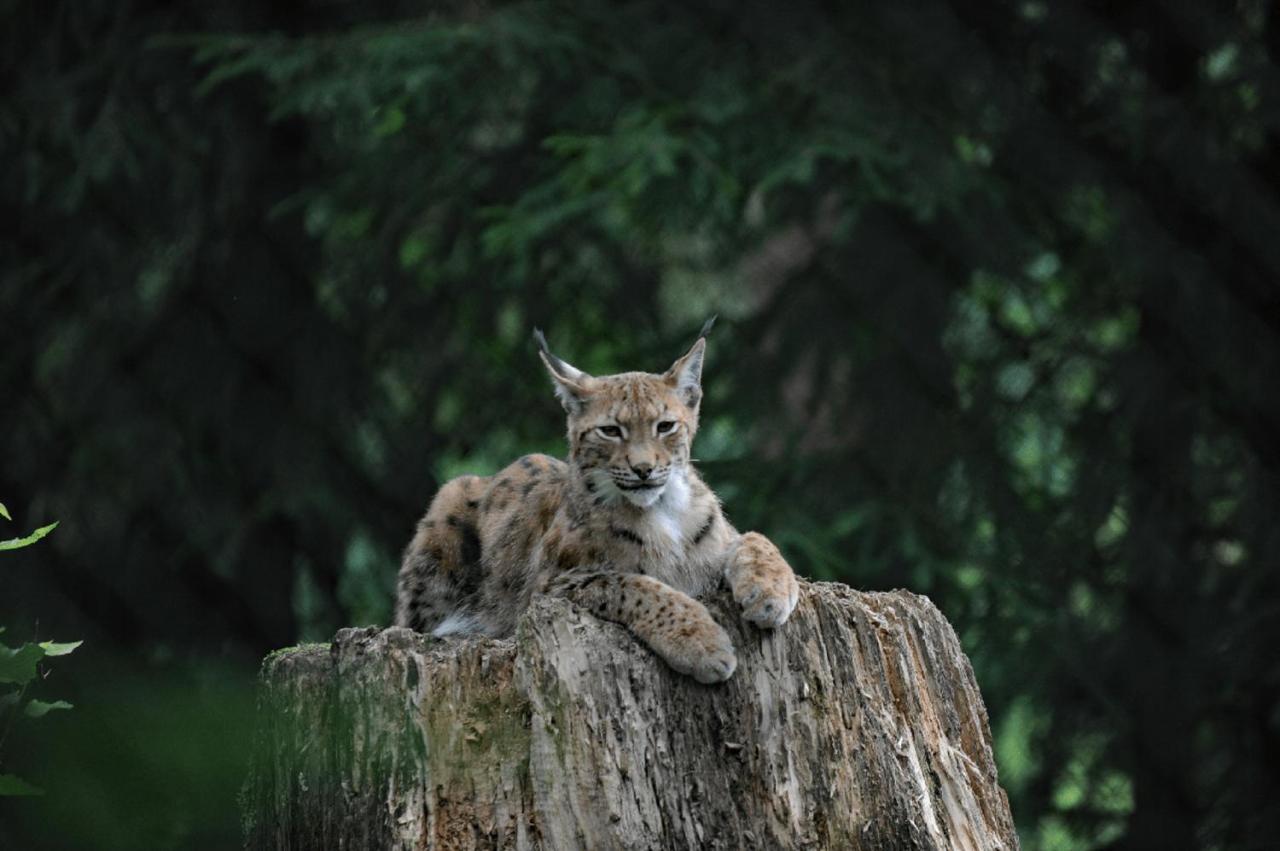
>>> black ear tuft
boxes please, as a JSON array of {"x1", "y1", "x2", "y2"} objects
[
  {"x1": 534, "y1": 327, "x2": 573, "y2": 378},
  {"x1": 698, "y1": 315, "x2": 718, "y2": 340}
]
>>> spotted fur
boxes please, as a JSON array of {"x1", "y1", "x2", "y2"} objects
[{"x1": 394, "y1": 323, "x2": 800, "y2": 683}]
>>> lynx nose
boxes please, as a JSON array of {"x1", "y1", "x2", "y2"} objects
[{"x1": 631, "y1": 463, "x2": 653, "y2": 481}]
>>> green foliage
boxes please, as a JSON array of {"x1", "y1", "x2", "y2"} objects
[
  {"x1": 0, "y1": 643, "x2": 45, "y2": 685},
  {"x1": 0, "y1": 508, "x2": 79, "y2": 798},
  {"x1": 0, "y1": 522, "x2": 58, "y2": 552},
  {"x1": 0, "y1": 774, "x2": 44, "y2": 797},
  {"x1": 23, "y1": 699, "x2": 74, "y2": 719},
  {"x1": 5, "y1": 1, "x2": 1279, "y2": 848}
]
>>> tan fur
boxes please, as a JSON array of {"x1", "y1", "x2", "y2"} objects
[{"x1": 394, "y1": 327, "x2": 800, "y2": 682}]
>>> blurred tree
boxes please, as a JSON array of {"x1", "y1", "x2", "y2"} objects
[{"x1": 2, "y1": 0, "x2": 1278, "y2": 848}]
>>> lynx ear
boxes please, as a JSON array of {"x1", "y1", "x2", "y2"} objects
[
  {"x1": 534, "y1": 328, "x2": 592, "y2": 414},
  {"x1": 664, "y1": 316, "x2": 715, "y2": 409}
]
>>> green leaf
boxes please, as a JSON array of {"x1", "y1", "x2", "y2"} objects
[
  {"x1": 38, "y1": 640, "x2": 82, "y2": 657},
  {"x1": 0, "y1": 521, "x2": 58, "y2": 551},
  {"x1": 0, "y1": 643, "x2": 44, "y2": 684},
  {"x1": 0, "y1": 503, "x2": 10, "y2": 521},
  {"x1": 24, "y1": 699, "x2": 73, "y2": 718},
  {"x1": 372, "y1": 105, "x2": 405, "y2": 137},
  {"x1": 0, "y1": 774, "x2": 45, "y2": 796}
]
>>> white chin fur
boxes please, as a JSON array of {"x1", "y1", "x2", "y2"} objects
[{"x1": 621, "y1": 486, "x2": 665, "y2": 508}]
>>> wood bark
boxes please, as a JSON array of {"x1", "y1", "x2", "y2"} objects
[{"x1": 242, "y1": 581, "x2": 1019, "y2": 850}]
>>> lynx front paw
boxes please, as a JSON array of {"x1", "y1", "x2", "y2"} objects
[
  {"x1": 728, "y1": 532, "x2": 800, "y2": 629},
  {"x1": 648, "y1": 618, "x2": 738, "y2": 684}
]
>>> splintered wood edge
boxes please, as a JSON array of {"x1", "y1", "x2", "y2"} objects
[{"x1": 256, "y1": 581, "x2": 959, "y2": 690}]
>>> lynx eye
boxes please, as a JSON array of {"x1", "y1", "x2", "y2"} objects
[
  {"x1": 597, "y1": 425, "x2": 624, "y2": 439},
  {"x1": 656, "y1": 420, "x2": 676, "y2": 434}
]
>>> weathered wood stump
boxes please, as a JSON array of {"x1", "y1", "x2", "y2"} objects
[{"x1": 242, "y1": 581, "x2": 1019, "y2": 850}]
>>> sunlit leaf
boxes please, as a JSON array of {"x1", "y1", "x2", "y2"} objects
[
  {"x1": 38, "y1": 640, "x2": 82, "y2": 657},
  {"x1": 996, "y1": 361, "x2": 1035, "y2": 401},
  {"x1": 1023, "y1": 251, "x2": 1060, "y2": 282},
  {"x1": 25, "y1": 699, "x2": 74, "y2": 718},
  {"x1": 372, "y1": 104, "x2": 405, "y2": 137},
  {"x1": 0, "y1": 521, "x2": 59, "y2": 551},
  {"x1": 0, "y1": 502, "x2": 10, "y2": 521},
  {"x1": 1205, "y1": 42, "x2": 1239, "y2": 82}
]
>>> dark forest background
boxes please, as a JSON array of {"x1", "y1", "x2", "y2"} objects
[{"x1": 3, "y1": 1, "x2": 1279, "y2": 848}]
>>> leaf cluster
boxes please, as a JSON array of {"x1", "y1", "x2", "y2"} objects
[{"x1": 0, "y1": 505, "x2": 79, "y2": 797}]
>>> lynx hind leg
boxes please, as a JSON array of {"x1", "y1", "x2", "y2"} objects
[
  {"x1": 394, "y1": 546, "x2": 459, "y2": 633},
  {"x1": 395, "y1": 475, "x2": 486, "y2": 635},
  {"x1": 726, "y1": 531, "x2": 800, "y2": 629},
  {"x1": 551, "y1": 571, "x2": 737, "y2": 684}
]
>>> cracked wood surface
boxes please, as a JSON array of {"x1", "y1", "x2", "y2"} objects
[{"x1": 243, "y1": 581, "x2": 1019, "y2": 850}]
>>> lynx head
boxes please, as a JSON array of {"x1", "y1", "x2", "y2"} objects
[{"x1": 536, "y1": 319, "x2": 715, "y2": 509}]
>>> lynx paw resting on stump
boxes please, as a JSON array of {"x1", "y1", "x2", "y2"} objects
[
  {"x1": 727, "y1": 531, "x2": 801, "y2": 629},
  {"x1": 639, "y1": 601, "x2": 737, "y2": 684},
  {"x1": 553, "y1": 571, "x2": 739, "y2": 684}
]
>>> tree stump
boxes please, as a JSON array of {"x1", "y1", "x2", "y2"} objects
[{"x1": 242, "y1": 581, "x2": 1019, "y2": 850}]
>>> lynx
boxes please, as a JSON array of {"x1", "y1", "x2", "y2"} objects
[{"x1": 394, "y1": 320, "x2": 799, "y2": 683}]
